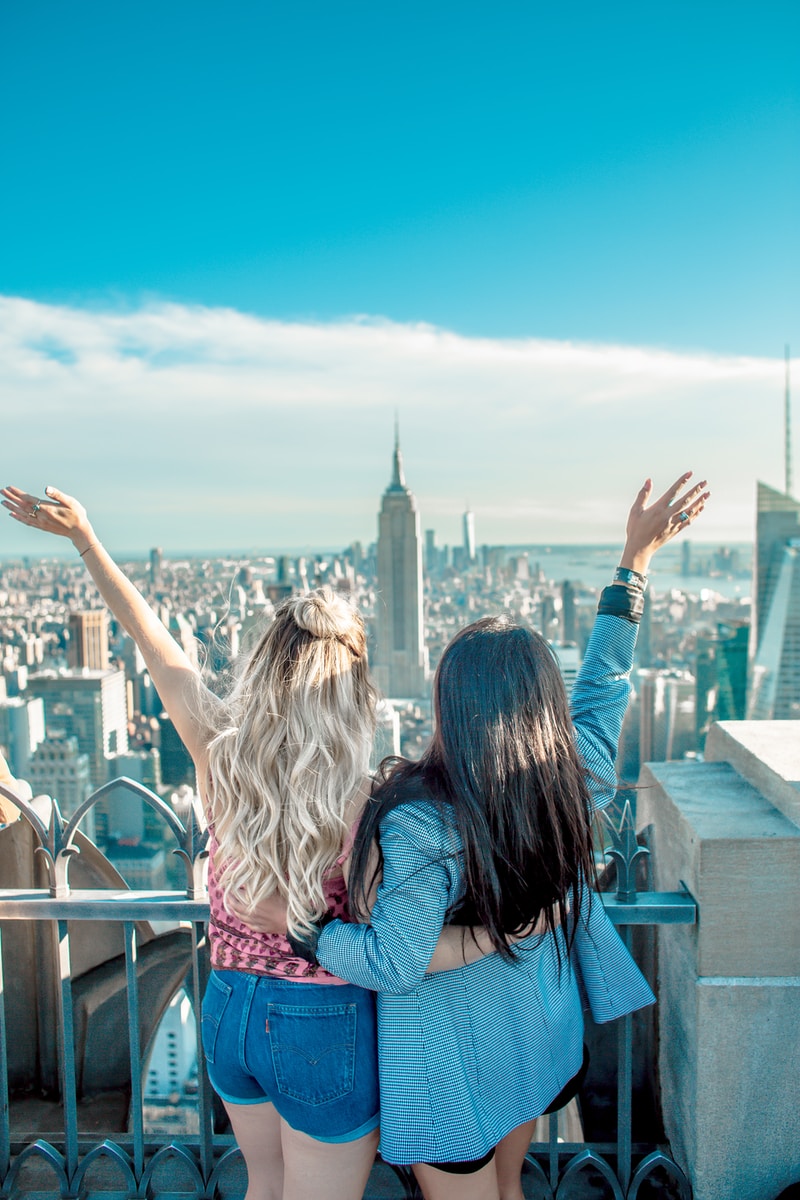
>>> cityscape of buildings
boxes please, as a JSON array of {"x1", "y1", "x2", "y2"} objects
[{"x1": 2, "y1": 430, "x2": 798, "y2": 1127}]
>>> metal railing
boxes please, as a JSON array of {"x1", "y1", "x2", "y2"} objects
[{"x1": 0, "y1": 782, "x2": 695, "y2": 1199}]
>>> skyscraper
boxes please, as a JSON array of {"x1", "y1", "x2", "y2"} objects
[
  {"x1": 561, "y1": 580, "x2": 577, "y2": 644},
  {"x1": 68, "y1": 611, "x2": 110, "y2": 671},
  {"x1": 27, "y1": 668, "x2": 129, "y2": 789},
  {"x1": 374, "y1": 431, "x2": 428, "y2": 698},
  {"x1": 424, "y1": 529, "x2": 438, "y2": 575},
  {"x1": 637, "y1": 669, "x2": 696, "y2": 763},
  {"x1": 0, "y1": 696, "x2": 45, "y2": 777},
  {"x1": 462, "y1": 506, "x2": 476, "y2": 564},
  {"x1": 149, "y1": 547, "x2": 163, "y2": 586},
  {"x1": 27, "y1": 735, "x2": 95, "y2": 840},
  {"x1": 748, "y1": 482, "x2": 800, "y2": 718},
  {"x1": 696, "y1": 622, "x2": 748, "y2": 744},
  {"x1": 551, "y1": 642, "x2": 580, "y2": 697}
]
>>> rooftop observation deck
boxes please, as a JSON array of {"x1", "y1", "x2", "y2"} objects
[{"x1": 0, "y1": 720, "x2": 797, "y2": 1200}]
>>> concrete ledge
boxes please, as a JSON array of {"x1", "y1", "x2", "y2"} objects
[
  {"x1": 706, "y1": 721, "x2": 800, "y2": 829},
  {"x1": 639, "y1": 760, "x2": 800, "y2": 977}
]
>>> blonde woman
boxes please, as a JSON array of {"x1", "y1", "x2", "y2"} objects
[{"x1": 2, "y1": 483, "x2": 471, "y2": 1200}]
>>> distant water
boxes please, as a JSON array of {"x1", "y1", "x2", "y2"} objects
[
  {"x1": 1, "y1": 541, "x2": 753, "y2": 602},
  {"x1": 509, "y1": 543, "x2": 752, "y2": 602}
]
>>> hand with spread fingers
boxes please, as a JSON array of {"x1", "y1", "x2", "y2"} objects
[
  {"x1": 621, "y1": 471, "x2": 710, "y2": 577},
  {"x1": 1, "y1": 485, "x2": 97, "y2": 555},
  {"x1": 2, "y1": 482, "x2": 213, "y2": 764}
]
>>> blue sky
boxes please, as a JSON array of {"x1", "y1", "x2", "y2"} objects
[{"x1": 1, "y1": 2, "x2": 798, "y2": 551}]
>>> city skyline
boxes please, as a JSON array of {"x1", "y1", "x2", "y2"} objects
[{"x1": 0, "y1": 6, "x2": 797, "y2": 1183}]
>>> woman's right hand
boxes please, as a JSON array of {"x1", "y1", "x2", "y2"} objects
[
  {"x1": 620, "y1": 472, "x2": 710, "y2": 576},
  {"x1": 1, "y1": 485, "x2": 96, "y2": 554}
]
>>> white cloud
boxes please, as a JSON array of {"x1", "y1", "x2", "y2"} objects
[{"x1": 0, "y1": 294, "x2": 783, "y2": 552}]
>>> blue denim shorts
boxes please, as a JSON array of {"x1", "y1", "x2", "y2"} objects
[{"x1": 201, "y1": 969, "x2": 380, "y2": 1143}]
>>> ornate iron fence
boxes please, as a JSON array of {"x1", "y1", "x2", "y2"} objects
[{"x1": 0, "y1": 782, "x2": 695, "y2": 1199}]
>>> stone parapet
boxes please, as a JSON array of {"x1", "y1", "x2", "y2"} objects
[
  {"x1": 641, "y1": 759, "x2": 800, "y2": 978},
  {"x1": 706, "y1": 720, "x2": 800, "y2": 829},
  {"x1": 638, "y1": 721, "x2": 800, "y2": 1200}
]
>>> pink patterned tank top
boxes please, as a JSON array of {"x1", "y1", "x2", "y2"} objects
[{"x1": 206, "y1": 827, "x2": 355, "y2": 984}]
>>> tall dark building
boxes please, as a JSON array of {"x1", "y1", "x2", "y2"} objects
[
  {"x1": 158, "y1": 714, "x2": 195, "y2": 787},
  {"x1": 374, "y1": 432, "x2": 427, "y2": 698},
  {"x1": 748, "y1": 482, "x2": 800, "y2": 718},
  {"x1": 561, "y1": 581, "x2": 577, "y2": 644},
  {"x1": 149, "y1": 547, "x2": 163, "y2": 586},
  {"x1": 696, "y1": 622, "x2": 749, "y2": 744},
  {"x1": 637, "y1": 591, "x2": 653, "y2": 667},
  {"x1": 539, "y1": 594, "x2": 557, "y2": 638},
  {"x1": 681, "y1": 540, "x2": 692, "y2": 579}
]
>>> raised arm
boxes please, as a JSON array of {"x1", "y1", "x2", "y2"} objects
[
  {"x1": 2, "y1": 485, "x2": 217, "y2": 766},
  {"x1": 572, "y1": 472, "x2": 710, "y2": 810},
  {"x1": 227, "y1": 806, "x2": 496, "y2": 974}
]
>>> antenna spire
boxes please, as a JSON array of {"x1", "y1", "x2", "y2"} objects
[
  {"x1": 786, "y1": 345, "x2": 792, "y2": 497},
  {"x1": 391, "y1": 417, "x2": 406, "y2": 489}
]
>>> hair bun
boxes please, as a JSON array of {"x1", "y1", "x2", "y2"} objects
[{"x1": 291, "y1": 588, "x2": 365, "y2": 656}]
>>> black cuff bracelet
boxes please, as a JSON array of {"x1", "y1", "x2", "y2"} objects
[
  {"x1": 286, "y1": 911, "x2": 336, "y2": 966},
  {"x1": 597, "y1": 583, "x2": 645, "y2": 625}
]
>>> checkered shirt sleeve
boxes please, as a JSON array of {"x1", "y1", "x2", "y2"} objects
[
  {"x1": 317, "y1": 800, "x2": 459, "y2": 994},
  {"x1": 570, "y1": 610, "x2": 637, "y2": 812}
]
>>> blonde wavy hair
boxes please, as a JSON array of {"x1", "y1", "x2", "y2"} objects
[{"x1": 207, "y1": 587, "x2": 377, "y2": 937}]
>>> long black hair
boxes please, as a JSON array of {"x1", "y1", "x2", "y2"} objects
[{"x1": 349, "y1": 614, "x2": 597, "y2": 959}]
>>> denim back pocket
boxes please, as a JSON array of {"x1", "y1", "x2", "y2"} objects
[
  {"x1": 201, "y1": 972, "x2": 233, "y2": 1065},
  {"x1": 268, "y1": 1002, "x2": 356, "y2": 1105}
]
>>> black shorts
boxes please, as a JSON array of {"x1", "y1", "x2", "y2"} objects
[{"x1": 425, "y1": 1044, "x2": 590, "y2": 1175}]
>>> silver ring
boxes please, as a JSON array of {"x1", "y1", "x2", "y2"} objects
[
  {"x1": 678, "y1": 511, "x2": 689, "y2": 524},
  {"x1": 31, "y1": 503, "x2": 41, "y2": 517}
]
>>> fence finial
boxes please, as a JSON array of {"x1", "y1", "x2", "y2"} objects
[{"x1": 602, "y1": 798, "x2": 650, "y2": 903}]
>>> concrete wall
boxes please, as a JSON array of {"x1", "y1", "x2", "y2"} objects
[{"x1": 638, "y1": 721, "x2": 800, "y2": 1200}]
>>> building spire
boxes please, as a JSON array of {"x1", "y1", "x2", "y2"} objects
[
  {"x1": 391, "y1": 416, "x2": 406, "y2": 489},
  {"x1": 785, "y1": 345, "x2": 792, "y2": 498}
]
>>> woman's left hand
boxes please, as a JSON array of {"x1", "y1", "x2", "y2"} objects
[{"x1": 621, "y1": 472, "x2": 710, "y2": 576}]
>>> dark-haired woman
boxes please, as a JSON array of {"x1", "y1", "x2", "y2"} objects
[{"x1": 289, "y1": 472, "x2": 709, "y2": 1200}]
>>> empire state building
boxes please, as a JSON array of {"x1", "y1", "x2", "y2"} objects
[{"x1": 374, "y1": 432, "x2": 428, "y2": 698}]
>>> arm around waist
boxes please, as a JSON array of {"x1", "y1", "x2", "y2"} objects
[{"x1": 317, "y1": 800, "x2": 460, "y2": 994}]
